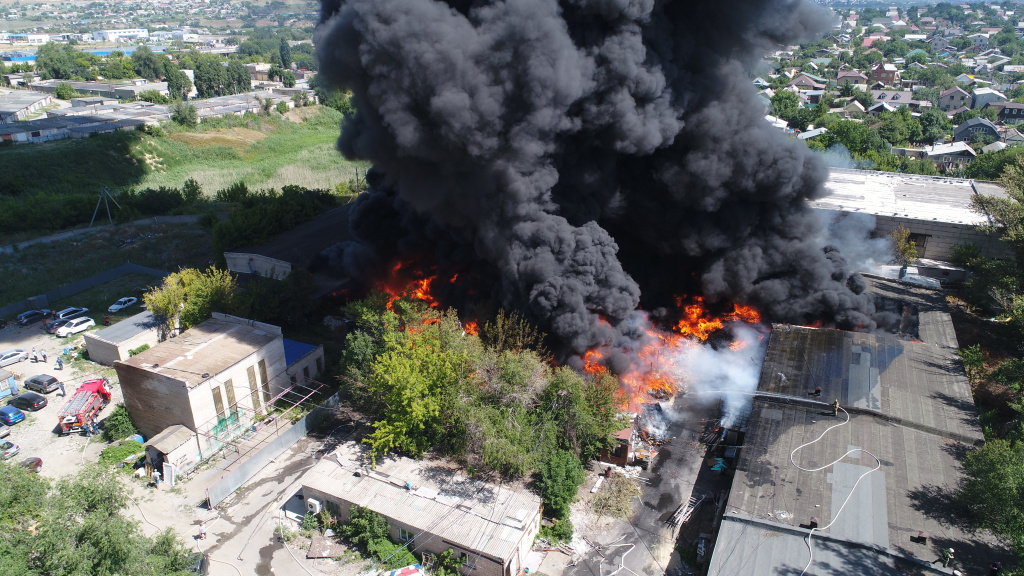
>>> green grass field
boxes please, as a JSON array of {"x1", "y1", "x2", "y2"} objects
[
  {"x1": 0, "y1": 106, "x2": 368, "y2": 198},
  {"x1": 1, "y1": 222, "x2": 214, "y2": 309}
]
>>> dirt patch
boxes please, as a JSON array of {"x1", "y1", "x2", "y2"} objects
[
  {"x1": 169, "y1": 128, "x2": 268, "y2": 153},
  {"x1": 283, "y1": 106, "x2": 323, "y2": 123}
]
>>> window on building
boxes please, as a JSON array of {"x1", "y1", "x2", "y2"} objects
[
  {"x1": 399, "y1": 528, "x2": 414, "y2": 542},
  {"x1": 259, "y1": 358, "x2": 271, "y2": 403},
  {"x1": 224, "y1": 379, "x2": 236, "y2": 413},
  {"x1": 248, "y1": 366, "x2": 262, "y2": 413},
  {"x1": 303, "y1": 366, "x2": 310, "y2": 380},
  {"x1": 290, "y1": 375, "x2": 297, "y2": 385},
  {"x1": 212, "y1": 386, "x2": 225, "y2": 420},
  {"x1": 908, "y1": 233, "x2": 930, "y2": 255},
  {"x1": 316, "y1": 357, "x2": 323, "y2": 375}
]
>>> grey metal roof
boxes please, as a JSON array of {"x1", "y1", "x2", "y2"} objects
[
  {"x1": 88, "y1": 310, "x2": 158, "y2": 345},
  {"x1": 757, "y1": 325, "x2": 982, "y2": 444},
  {"x1": 303, "y1": 442, "x2": 540, "y2": 563},
  {"x1": 710, "y1": 288, "x2": 992, "y2": 575}
]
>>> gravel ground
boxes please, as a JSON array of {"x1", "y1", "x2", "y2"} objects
[{"x1": 0, "y1": 320, "x2": 122, "y2": 478}]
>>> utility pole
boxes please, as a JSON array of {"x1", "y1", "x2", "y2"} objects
[{"x1": 89, "y1": 186, "x2": 122, "y2": 227}]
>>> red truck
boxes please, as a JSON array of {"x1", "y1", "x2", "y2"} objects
[{"x1": 58, "y1": 378, "x2": 112, "y2": 435}]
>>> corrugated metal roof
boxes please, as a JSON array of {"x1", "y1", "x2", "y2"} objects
[{"x1": 303, "y1": 443, "x2": 540, "y2": 563}]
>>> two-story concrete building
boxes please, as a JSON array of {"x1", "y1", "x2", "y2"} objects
[{"x1": 114, "y1": 313, "x2": 323, "y2": 454}]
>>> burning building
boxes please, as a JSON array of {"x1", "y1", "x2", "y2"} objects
[{"x1": 706, "y1": 276, "x2": 1001, "y2": 575}]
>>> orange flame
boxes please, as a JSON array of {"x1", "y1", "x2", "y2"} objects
[{"x1": 463, "y1": 320, "x2": 479, "y2": 335}]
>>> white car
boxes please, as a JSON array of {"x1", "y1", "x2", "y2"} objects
[
  {"x1": 108, "y1": 297, "x2": 138, "y2": 313},
  {"x1": 56, "y1": 317, "x2": 96, "y2": 337},
  {"x1": 0, "y1": 349, "x2": 28, "y2": 368}
]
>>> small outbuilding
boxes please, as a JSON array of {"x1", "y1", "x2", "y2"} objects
[
  {"x1": 0, "y1": 368, "x2": 16, "y2": 400},
  {"x1": 83, "y1": 310, "x2": 162, "y2": 366},
  {"x1": 145, "y1": 424, "x2": 201, "y2": 484}
]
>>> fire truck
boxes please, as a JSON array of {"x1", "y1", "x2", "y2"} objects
[{"x1": 57, "y1": 378, "x2": 112, "y2": 435}]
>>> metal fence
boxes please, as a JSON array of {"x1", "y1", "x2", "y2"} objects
[
  {"x1": 206, "y1": 393, "x2": 340, "y2": 508},
  {"x1": 0, "y1": 262, "x2": 168, "y2": 320}
]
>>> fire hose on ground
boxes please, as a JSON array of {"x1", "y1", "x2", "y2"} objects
[{"x1": 789, "y1": 406, "x2": 880, "y2": 576}]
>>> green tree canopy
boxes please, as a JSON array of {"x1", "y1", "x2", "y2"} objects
[{"x1": 143, "y1": 266, "x2": 237, "y2": 332}]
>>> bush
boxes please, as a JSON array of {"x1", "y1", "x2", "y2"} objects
[
  {"x1": 128, "y1": 344, "x2": 150, "y2": 357},
  {"x1": 276, "y1": 101, "x2": 289, "y2": 114},
  {"x1": 102, "y1": 405, "x2": 139, "y2": 442},
  {"x1": 539, "y1": 518, "x2": 574, "y2": 543},
  {"x1": 537, "y1": 449, "x2": 585, "y2": 521},
  {"x1": 215, "y1": 181, "x2": 251, "y2": 203},
  {"x1": 99, "y1": 440, "x2": 144, "y2": 466},
  {"x1": 171, "y1": 101, "x2": 198, "y2": 127}
]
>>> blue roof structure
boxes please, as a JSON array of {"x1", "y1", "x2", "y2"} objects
[{"x1": 283, "y1": 339, "x2": 317, "y2": 367}]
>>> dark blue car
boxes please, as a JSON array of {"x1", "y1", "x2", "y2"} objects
[{"x1": 0, "y1": 406, "x2": 25, "y2": 426}]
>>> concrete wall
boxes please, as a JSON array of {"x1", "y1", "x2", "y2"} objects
[
  {"x1": 191, "y1": 338, "x2": 288, "y2": 454},
  {"x1": 84, "y1": 327, "x2": 160, "y2": 366},
  {"x1": 146, "y1": 432, "x2": 202, "y2": 474},
  {"x1": 871, "y1": 214, "x2": 1011, "y2": 260},
  {"x1": 223, "y1": 252, "x2": 292, "y2": 279},
  {"x1": 115, "y1": 364, "x2": 193, "y2": 440},
  {"x1": 285, "y1": 345, "x2": 325, "y2": 391}
]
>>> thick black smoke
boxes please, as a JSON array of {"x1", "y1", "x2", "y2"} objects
[{"x1": 315, "y1": 0, "x2": 877, "y2": 357}]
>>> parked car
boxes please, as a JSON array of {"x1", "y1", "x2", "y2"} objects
[
  {"x1": 55, "y1": 317, "x2": 96, "y2": 338},
  {"x1": 0, "y1": 406, "x2": 25, "y2": 425},
  {"x1": 53, "y1": 307, "x2": 89, "y2": 322},
  {"x1": 107, "y1": 297, "x2": 138, "y2": 313},
  {"x1": 16, "y1": 310, "x2": 49, "y2": 325},
  {"x1": 0, "y1": 423, "x2": 8, "y2": 438},
  {"x1": 44, "y1": 318, "x2": 74, "y2": 334},
  {"x1": 0, "y1": 349, "x2": 28, "y2": 367},
  {"x1": 24, "y1": 374, "x2": 61, "y2": 394},
  {"x1": 19, "y1": 457, "x2": 42, "y2": 473},
  {"x1": 0, "y1": 441, "x2": 19, "y2": 460},
  {"x1": 8, "y1": 393, "x2": 47, "y2": 412}
]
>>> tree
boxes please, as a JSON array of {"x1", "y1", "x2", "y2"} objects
[
  {"x1": 839, "y1": 80, "x2": 855, "y2": 97},
  {"x1": 279, "y1": 38, "x2": 292, "y2": 69},
  {"x1": 225, "y1": 60, "x2": 251, "y2": 95},
  {"x1": 282, "y1": 70, "x2": 296, "y2": 88},
  {"x1": 132, "y1": 45, "x2": 165, "y2": 80},
  {"x1": 770, "y1": 90, "x2": 799, "y2": 118},
  {"x1": 0, "y1": 464, "x2": 195, "y2": 575},
  {"x1": 54, "y1": 82, "x2": 77, "y2": 100},
  {"x1": 193, "y1": 54, "x2": 226, "y2": 98},
  {"x1": 137, "y1": 90, "x2": 169, "y2": 104},
  {"x1": 919, "y1": 107, "x2": 952, "y2": 144},
  {"x1": 889, "y1": 224, "x2": 919, "y2": 266},
  {"x1": 143, "y1": 267, "x2": 237, "y2": 332},
  {"x1": 958, "y1": 439, "x2": 1024, "y2": 553},
  {"x1": 170, "y1": 101, "x2": 198, "y2": 127},
  {"x1": 537, "y1": 449, "x2": 585, "y2": 520},
  {"x1": 164, "y1": 61, "x2": 193, "y2": 100}
]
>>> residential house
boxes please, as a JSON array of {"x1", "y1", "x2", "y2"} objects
[
  {"x1": 837, "y1": 70, "x2": 869, "y2": 91},
  {"x1": 788, "y1": 73, "x2": 826, "y2": 90},
  {"x1": 985, "y1": 102, "x2": 1024, "y2": 125},
  {"x1": 947, "y1": 105, "x2": 971, "y2": 119},
  {"x1": 929, "y1": 34, "x2": 950, "y2": 52},
  {"x1": 867, "y1": 101, "x2": 897, "y2": 116},
  {"x1": 939, "y1": 86, "x2": 970, "y2": 111},
  {"x1": 924, "y1": 141, "x2": 977, "y2": 169},
  {"x1": 114, "y1": 313, "x2": 324, "y2": 449},
  {"x1": 870, "y1": 62, "x2": 900, "y2": 86},
  {"x1": 843, "y1": 100, "x2": 866, "y2": 116},
  {"x1": 871, "y1": 89, "x2": 919, "y2": 108},
  {"x1": 968, "y1": 33, "x2": 990, "y2": 49},
  {"x1": 953, "y1": 116, "x2": 999, "y2": 142},
  {"x1": 982, "y1": 141, "x2": 1007, "y2": 154},
  {"x1": 302, "y1": 442, "x2": 542, "y2": 576},
  {"x1": 972, "y1": 87, "x2": 1008, "y2": 109}
]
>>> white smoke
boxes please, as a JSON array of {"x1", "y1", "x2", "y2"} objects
[
  {"x1": 669, "y1": 322, "x2": 770, "y2": 427},
  {"x1": 815, "y1": 210, "x2": 894, "y2": 275}
]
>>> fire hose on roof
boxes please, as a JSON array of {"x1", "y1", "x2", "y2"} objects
[{"x1": 789, "y1": 406, "x2": 881, "y2": 576}]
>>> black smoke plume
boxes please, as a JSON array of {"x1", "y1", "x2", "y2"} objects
[{"x1": 315, "y1": 0, "x2": 877, "y2": 358}]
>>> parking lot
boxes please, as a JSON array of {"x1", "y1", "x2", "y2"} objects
[{"x1": 0, "y1": 314, "x2": 126, "y2": 478}]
